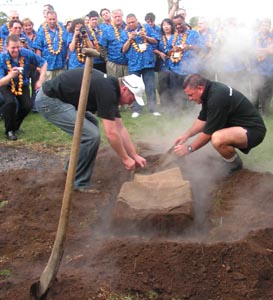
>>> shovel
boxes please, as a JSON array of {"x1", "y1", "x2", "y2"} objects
[{"x1": 30, "y1": 48, "x2": 100, "y2": 300}]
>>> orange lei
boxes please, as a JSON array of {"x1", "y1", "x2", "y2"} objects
[
  {"x1": 0, "y1": 38, "x2": 3, "y2": 52},
  {"x1": 7, "y1": 22, "x2": 12, "y2": 34},
  {"x1": 42, "y1": 22, "x2": 63, "y2": 55},
  {"x1": 76, "y1": 38, "x2": 87, "y2": 63},
  {"x1": 162, "y1": 36, "x2": 168, "y2": 50},
  {"x1": 88, "y1": 26, "x2": 102, "y2": 51},
  {"x1": 111, "y1": 22, "x2": 120, "y2": 41},
  {"x1": 170, "y1": 32, "x2": 188, "y2": 63},
  {"x1": 6, "y1": 56, "x2": 24, "y2": 96},
  {"x1": 130, "y1": 26, "x2": 148, "y2": 53}
]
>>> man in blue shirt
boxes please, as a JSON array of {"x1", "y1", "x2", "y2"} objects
[
  {"x1": 0, "y1": 34, "x2": 47, "y2": 140},
  {"x1": 167, "y1": 15, "x2": 202, "y2": 110},
  {"x1": 34, "y1": 10, "x2": 68, "y2": 81},
  {"x1": 122, "y1": 13, "x2": 161, "y2": 118},
  {"x1": 99, "y1": 9, "x2": 128, "y2": 78}
]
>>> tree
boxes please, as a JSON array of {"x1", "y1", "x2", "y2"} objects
[{"x1": 0, "y1": 11, "x2": 8, "y2": 27}]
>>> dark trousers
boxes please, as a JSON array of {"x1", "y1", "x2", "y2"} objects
[
  {"x1": 250, "y1": 74, "x2": 273, "y2": 115},
  {"x1": 0, "y1": 85, "x2": 32, "y2": 133}
]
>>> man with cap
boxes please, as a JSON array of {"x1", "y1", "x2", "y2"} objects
[{"x1": 35, "y1": 68, "x2": 147, "y2": 193}]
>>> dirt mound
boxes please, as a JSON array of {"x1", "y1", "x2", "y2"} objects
[{"x1": 0, "y1": 143, "x2": 273, "y2": 300}]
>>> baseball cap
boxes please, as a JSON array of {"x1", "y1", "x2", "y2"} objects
[{"x1": 122, "y1": 74, "x2": 145, "y2": 106}]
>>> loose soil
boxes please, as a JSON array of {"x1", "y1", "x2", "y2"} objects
[{"x1": 0, "y1": 142, "x2": 273, "y2": 300}]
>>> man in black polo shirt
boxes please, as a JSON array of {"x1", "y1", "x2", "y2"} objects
[
  {"x1": 35, "y1": 68, "x2": 147, "y2": 192},
  {"x1": 173, "y1": 74, "x2": 266, "y2": 173}
]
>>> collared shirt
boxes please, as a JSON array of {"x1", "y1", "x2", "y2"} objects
[
  {"x1": 199, "y1": 81, "x2": 266, "y2": 135},
  {"x1": 67, "y1": 32, "x2": 93, "y2": 69},
  {"x1": 250, "y1": 32, "x2": 273, "y2": 76},
  {"x1": 24, "y1": 30, "x2": 37, "y2": 51},
  {"x1": 0, "y1": 23, "x2": 10, "y2": 40},
  {"x1": 121, "y1": 23, "x2": 159, "y2": 72},
  {"x1": 168, "y1": 29, "x2": 202, "y2": 75},
  {"x1": 33, "y1": 23, "x2": 68, "y2": 71},
  {"x1": 99, "y1": 23, "x2": 128, "y2": 65},
  {"x1": 155, "y1": 33, "x2": 174, "y2": 71},
  {"x1": 42, "y1": 68, "x2": 121, "y2": 120},
  {"x1": 87, "y1": 25, "x2": 104, "y2": 65},
  {"x1": 0, "y1": 48, "x2": 46, "y2": 86}
]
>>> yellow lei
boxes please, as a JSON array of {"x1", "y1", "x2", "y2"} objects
[
  {"x1": 76, "y1": 39, "x2": 87, "y2": 63},
  {"x1": 6, "y1": 56, "x2": 24, "y2": 96},
  {"x1": 88, "y1": 26, "x2": 102, "y2": 51},
  {"x1": 42, "y1": 22, "x2": 63, "y2": 55},
  {"x1": 130, "y1": 26, "x2": 148, "y2": 53},
  {"x1": 170, "y1": 32, "x2": 188, "y2": 63},
  {"x1": 0, "y1": 38, "x2": 3, "y2": 52},
  {"x1": 111, "y1": 22, "x2": 120, "y2": 41}
]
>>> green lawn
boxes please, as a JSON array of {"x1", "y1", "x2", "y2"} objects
[{"x1": 0, "y1": 108, "x2": 272, "y2": 173}]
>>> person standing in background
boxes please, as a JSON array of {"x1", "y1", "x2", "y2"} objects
[
  {"x1": 99, "y1": 9, "x2": 128, "y2": 78},
  {"x1": 34, "y1": 10, "x2": 68, "y2": 81},
  {"x1": 122, "y1": 13, "x2": 161, "y2": 118}
]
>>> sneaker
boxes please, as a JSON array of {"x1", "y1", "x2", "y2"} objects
[
  {"x1": 228, "y1": 155, "x2": 243, "y2": 174},
  {"x1": 152, "y1": 112, "x2": 161, "y2": 116},
  {"x1": 131, "y1": 112, "x2": 140, "y2": 118},
  {"x1": 74, "y1": 187, "x2": 100, "y2": 194}
]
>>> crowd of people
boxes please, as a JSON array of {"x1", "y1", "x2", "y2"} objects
[{"x1": 0, "y1": 2, "x2": 269, "y2": 189}]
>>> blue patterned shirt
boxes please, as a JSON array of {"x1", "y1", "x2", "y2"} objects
[
  {"x1": 0, "y1": 48, "x2": 46, "y2": 86},
  {"x1": 87, "y1": 26, "x2": 104, "y2": 65},
  {"x1": 168, "y1": 29, "x2": 202, "y2": 75},
  {"x1": 33, "y1": 23, "x2": 68, "y2": 71},
  {"x1": 99, "y1": 23, "x2": 128, "y2": 65},
  {"x1": 67, "y1": 32, "x2": 94, "y2": 69},
  {"x1": 121, "y1": 23, "x2": 159, "y2": 72},
  {"x1": 250, "y1": 32, "x2": 273, "y2": 76}
]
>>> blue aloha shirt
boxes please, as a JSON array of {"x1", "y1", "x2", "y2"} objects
[
  {"x1": 99, "y1": 23, "x2": 128, "y2": 65},
  {"x1": 33, "y1": 23, "x2": 68, "y2": 71},
  {"x1": 88, "y1": 25, "x2": 105, "y2": 65},
  {"x1": 67, "y1": 31, "x2": 94, "y2": 69},
  {"x1": 24, "y1": 30, "x2": 37, "y2": 51},
  {"x1": 167, "y1": 29, "x2": 203, "y2": 75},
  {"x1": 0, "y1": 48, "x2": 46, "y2": 86},
  {"x1": 250, "y1": 31, "x2": 273, "y2": 76},
  {"x1": 0, "y1": 23, "x2": 9, "y2": 40},
  {"x1": 155, "y1": 33, "x2": 175, "y2": 71},
  {"x1": 121, "y1": 23, "x2": 160, "y2": 72}
]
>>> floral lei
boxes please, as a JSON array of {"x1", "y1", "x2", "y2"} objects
[
  {"x1": 129, "y1": 26, "x2": 148, "y2": 53},
  {"x1": 6, "y1": 56, "x2": 24, "y2": 96},
  {"x1": 170, "y1": 32, "x2": 188, "y2": 63},
  {"x1": 88, "y1": 26, "x2": 102, "y2": 51},
  {"x1": 76, "y1": 38, "x2": 87, "y2": 63},
  {"x1": 111, "y1": 22, "x2": 120, "y2": 41},
  {"x1": 0, "y1": 38, "x2": 3, "y2": 52},
  {"x1": 42, "y1": 22, "x2": 63, "y2": 55}
]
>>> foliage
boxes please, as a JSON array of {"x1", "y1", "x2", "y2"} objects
[
  {"x1": 0, "y1": 12, "x2": 8, "y2": 26},
  {"x1": 189, "y1": 16, "x2": 199, "y2": 29},
  {"x1": 0, "y1": 109, "x2": 272, "y2": 173}
]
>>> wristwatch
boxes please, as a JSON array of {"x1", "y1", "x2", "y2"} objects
[{"x1": 187, "y1": 145, "x2": 193, "y2": 153}]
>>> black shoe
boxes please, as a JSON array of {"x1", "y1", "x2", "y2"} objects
[{"x1": 6, "y1": 131, "x2": 17, "y2": 141}]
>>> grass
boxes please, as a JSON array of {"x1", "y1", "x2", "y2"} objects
[{"x1": 0, "y1": 108, "x2": 272, "y2": 173}]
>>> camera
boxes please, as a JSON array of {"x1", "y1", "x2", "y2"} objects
[
  {"x1": 80, "y1": 27, "x2": 87, "y2": 35},
  {"x1": 20, "y1": 37, "x2": 26, "y2": 43},
  {"x1": 17, "y1": 67, "x2": 23, "y2": 73}
]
